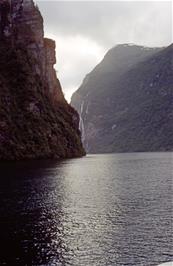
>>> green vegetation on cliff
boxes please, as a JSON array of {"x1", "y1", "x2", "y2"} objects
[{"x1": 0, "y1": 43, "x2": 85, "y2": 160}]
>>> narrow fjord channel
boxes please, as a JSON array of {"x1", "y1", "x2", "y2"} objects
[{"x1": 0, "y1": 152, "x2": 172, "y2": 265}]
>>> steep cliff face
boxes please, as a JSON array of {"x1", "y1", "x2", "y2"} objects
[
  {"x1": 71, "y1": 44, "x2": 173, "y2": 153},
  {"x1": 0, "y1": 0, "x2": 85, "y2": 160}
]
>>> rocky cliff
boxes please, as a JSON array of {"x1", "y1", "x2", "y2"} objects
[
  {"x1": 0, "y1": 0, "x2": 85, "y2": 160},
  {"x1": 71, "y1": 44, "x2": 173, "y2": 153}
]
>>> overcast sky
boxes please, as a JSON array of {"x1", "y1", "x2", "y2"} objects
[{"x1": 35, "y1": 1, "x2": 172, "y2": 101}]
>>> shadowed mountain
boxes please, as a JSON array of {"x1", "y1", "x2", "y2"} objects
[
  {"x1": 71, "y1": 44, "x2": 173, "y2": 153},
  {"x1": 0, "y1": 0, "x2": 85, "y2": 160}
]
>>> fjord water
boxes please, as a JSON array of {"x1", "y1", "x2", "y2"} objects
[{"x1": 0, "y1": 153, "x2": 172, "y2": 266}]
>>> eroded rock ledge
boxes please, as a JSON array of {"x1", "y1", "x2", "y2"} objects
[{"x1": 0, "y1": 0, "x2": 85, "y2": 160}]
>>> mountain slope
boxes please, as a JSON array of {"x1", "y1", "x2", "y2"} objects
[
  {"x1": 0, "y1": 0, "x2": 85, "y2": 160},
  {"x1": 71, "y1": 44, "x2": 173, "y2": 153}
]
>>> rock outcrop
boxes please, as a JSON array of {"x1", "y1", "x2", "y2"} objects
[
  {"x1": 71, "y1": 44, "x2": 173, "y2": 153},
  {"x1": 0, "y1": 0, "x2": 85, "y2": 160}
]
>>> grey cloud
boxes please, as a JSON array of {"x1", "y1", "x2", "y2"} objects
[{"x1": 36, "y1": 1, "x2": 172, "y2": 48}]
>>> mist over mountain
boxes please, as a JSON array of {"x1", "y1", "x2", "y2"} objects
[{"x1": 71, "y1": 44, "x2": 173, "y2": 153}]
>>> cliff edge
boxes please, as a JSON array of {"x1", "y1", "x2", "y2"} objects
[{"x1": 0, "y1": 0, "x2": 85, "y2": 160}]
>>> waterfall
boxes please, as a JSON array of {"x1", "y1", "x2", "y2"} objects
[{"x1": 79, "y1": 100, "x2": 85, "y2": 142}]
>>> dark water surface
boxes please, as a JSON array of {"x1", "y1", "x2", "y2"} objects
[{"x1": 0, "y1": 153, "x2": 172, "y2": 266}]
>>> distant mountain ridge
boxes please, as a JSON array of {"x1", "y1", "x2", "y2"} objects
[{"x1": 71, "y1": 44, "x2": 173, "y2": 153}]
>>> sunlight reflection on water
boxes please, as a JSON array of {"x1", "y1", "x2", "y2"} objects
[{"x1": 0, "y1": 152, "x2": 172, "y2": 265}]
